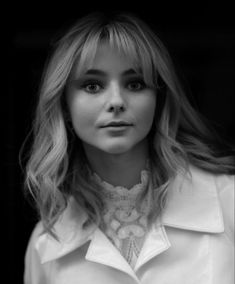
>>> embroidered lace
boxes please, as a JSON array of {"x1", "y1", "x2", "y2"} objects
[{"x1": 90, "y1": 168, "x2": 152, "y2": 269}]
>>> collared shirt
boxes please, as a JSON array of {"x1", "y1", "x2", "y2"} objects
[{"x1": 24, "y1": 166, "x2": 234, "y2": 284}]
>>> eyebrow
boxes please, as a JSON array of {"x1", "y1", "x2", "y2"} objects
[{"x1": 84, "y1": 68, "x2": 141, "y2": 76}]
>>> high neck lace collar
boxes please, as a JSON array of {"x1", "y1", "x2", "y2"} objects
[
  {"x1": 88, "y1": 159, "x2": 150, "y2": 200},
  {"x1": 91, "y1": 169, "x2": 150, "y2": 203},
  {"x1": 88, "y1": 165, "x2": 151, "y2": 269}
]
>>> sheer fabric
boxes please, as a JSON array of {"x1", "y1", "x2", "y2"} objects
[{"x1": 90, "y1": 169, "x2": 152, "y2": 268}]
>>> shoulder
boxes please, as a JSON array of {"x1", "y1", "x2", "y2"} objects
[
  {"x1": 26, "y1": 222, "x2": 45, "y2": 255},
  {"x1": 189, "y1": 166, "x2": 234, "y2": 240},
  {"x1": 25, "y1": 222, "x2": 44, "y2": 254},
  {"x1": 188, "y1": 165, "x2": 234, "y2": 196},
  {"x1": 214, "y1": 173, "x2": 234, "y2": 242},
  {"x1": 189, "y1": 166, "x2": 234, "y2": 212},
  {"x1": 24, "y1": 222, "x2": 48, "y2": 284}
]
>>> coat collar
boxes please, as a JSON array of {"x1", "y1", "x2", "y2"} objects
[
  {"x1": 161, "y1": 166, "x2": 224, "y2": 232},
  {"x1": 36, "y1": 166, "x2": 224, "y2": 263}
]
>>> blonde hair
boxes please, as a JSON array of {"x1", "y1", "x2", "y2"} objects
[{"x1": 21, "y1": 12, "x2": 235, "y2": 236}]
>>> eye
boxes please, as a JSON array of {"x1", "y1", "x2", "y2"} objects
[
  {"x1": 127, "y1": 80, "x2": 146, "y2": 91},
  {"x1": 81, "y1": 80, "x2": 103, "y2": 94}
]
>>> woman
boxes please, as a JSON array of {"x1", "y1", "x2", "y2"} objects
[{"x1": 23, "y1": 11, "x2": 234, "y2": 284}]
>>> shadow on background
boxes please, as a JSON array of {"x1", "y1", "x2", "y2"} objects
[{"x1": 5, "y1": 2, "x2": 234, "y2": 283}]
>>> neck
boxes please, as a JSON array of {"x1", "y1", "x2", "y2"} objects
[{"x1": 83, "y1": 140, "x2": 149, "y2": 189}]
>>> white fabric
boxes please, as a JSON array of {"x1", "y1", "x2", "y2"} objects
[{"x1": 24, "y1": 166, "x2": 234, "y2": 284}]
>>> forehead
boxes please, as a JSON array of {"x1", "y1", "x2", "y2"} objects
[
  {"x1": 71, "y1": 40, "x2": 142, "y2": 80},
  {"x1": 87, "y1": 43, "x2": 138, "y2": 74}
]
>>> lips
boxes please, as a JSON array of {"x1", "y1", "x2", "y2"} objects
[{"x1": 101, "y1": 121, "x2": 133, "y2": 128}]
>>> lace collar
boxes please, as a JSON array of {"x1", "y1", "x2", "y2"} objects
[
  {"x1": 88, "y1": 159, "x2": 150, "y2": 204},
  {"x1": 93, "y1": 169, "x2": 149, "y2": 198}
]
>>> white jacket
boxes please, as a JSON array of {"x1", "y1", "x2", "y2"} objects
[{"x1": 24, "y1": 166, "x2": 234, "y2": 284}]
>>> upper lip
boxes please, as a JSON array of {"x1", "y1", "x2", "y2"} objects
[{"x1": 101, "y1": 121, "x2": 133, "y2": 127}]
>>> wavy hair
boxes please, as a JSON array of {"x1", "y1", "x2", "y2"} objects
[{"x1": 21, "y1": 12, "x2": 235, "y2": 236}]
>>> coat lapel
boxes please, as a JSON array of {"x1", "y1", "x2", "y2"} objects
[
  {"x1": 85, "y1": 228, "x2": 140, "y2": 282},
  {"x1": 36, "y1": 198, "x2": 95, "y2": 264},
  {"x1": 35, "y1": 165, "x2": 224, "y2": 267}
]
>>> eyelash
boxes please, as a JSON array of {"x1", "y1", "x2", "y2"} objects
[{"x1": 80, "y1": 79, "x2": 147, "y2": 94}]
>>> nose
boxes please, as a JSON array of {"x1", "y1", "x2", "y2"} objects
[{"x1": 106, "y1": 82, "x2": 126, "y2": 114}]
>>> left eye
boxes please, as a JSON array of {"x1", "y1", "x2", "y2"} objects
[
  {"x1": 80, "y1": 81, "x2": 103, "y2": 94},
  {"x1": 85, "y1": 83, "x2": 101, "y2": 93},
  {"x1": 127, "y1": 81, "x2": 146, "y2": 91}
]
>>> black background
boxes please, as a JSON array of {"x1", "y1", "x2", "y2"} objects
[{"x1": 5, "y1": 1, "x2": 235, "y2": 283}]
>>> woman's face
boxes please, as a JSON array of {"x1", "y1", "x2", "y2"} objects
[{"x1": 66, "y1": 43, "x2": 156, "y2": 155}]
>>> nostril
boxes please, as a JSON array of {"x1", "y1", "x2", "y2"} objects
[{"x1": 109, "y1": 105, "x2": 125, "y2": 113}]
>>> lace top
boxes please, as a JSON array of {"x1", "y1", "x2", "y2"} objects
[{"x1": 90, "y1": 168, "x2": 152, "y2": 269}]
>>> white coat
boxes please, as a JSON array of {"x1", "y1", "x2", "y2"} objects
[{"x1": 24, "y1": 166, "x2": 234, "y2": 284}]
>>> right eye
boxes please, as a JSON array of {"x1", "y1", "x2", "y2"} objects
[{"x1": 81, "y1": 81, "x2": 103, "y2": 94}]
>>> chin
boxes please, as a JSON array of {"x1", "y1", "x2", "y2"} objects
[{"x1": 100, "y1": 142, "x2": 134, "y2": 155}]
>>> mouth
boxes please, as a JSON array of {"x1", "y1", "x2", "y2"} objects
[
  {"x1": 101, "y1": 121, "x2": 133, "y2": 128},
  {"x1": 100, "y1": 122, "x2": 133, "y2": 133},
  {"x1": 104, "y1": 124, "x2": 132, "y2": 128},
  {"x1": 102, "y1": 125, "x2": 132, "y2": 133},
  {"x1": 105, "y1": 125, "x2": 131, "y2": 129}
]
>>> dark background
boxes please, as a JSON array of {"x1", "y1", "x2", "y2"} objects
[{"x1": 5, "y1": 2, "x2": 234, "y2": 283}]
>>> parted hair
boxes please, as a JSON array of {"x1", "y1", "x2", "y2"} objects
[{"x1": 21, "y1": 11, "x2": 235, "y2": 236}]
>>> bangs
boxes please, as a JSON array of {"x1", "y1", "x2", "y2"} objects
[{"x1": 71, "y1": 23, "x2": 158, "y2": 87}]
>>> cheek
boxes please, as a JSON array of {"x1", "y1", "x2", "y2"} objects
[
  {"x1": 136, "y1": 95, "x2": 156, "y2": 128},
  {"x1": 68, "y1": 97, "x2": 96, "y2": 134}
]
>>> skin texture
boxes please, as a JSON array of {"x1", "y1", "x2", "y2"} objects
[{"x1": 66, "y1": 43, "x2": 157, "y2": 188}]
